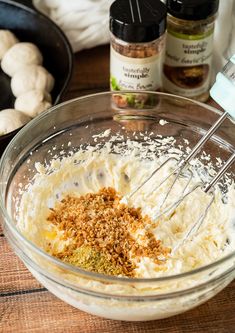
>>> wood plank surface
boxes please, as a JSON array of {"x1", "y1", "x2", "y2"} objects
[
  {"x1": 1, "y1": 282, "x2": 235, "y2": 333},
  {"x1": 1, "y1": 44, "x2": 235, "y2": 333},
  {"x1": 0, "y1": 237, "x2": 42, "y2": 294}
]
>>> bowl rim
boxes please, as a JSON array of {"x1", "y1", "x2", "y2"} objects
[{"x1": 1, "y1": 90, "x2": 235, "y2": 284}]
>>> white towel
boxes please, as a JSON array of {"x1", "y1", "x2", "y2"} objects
[
  {"x1": 33, "y1": 0, "x2": 114, "y2": 52},
  {"x1": 34, "y1": 0, "x2": 235, "y2": 74}
]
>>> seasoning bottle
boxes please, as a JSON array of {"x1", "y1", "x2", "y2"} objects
[
  {"x1": 163, "y1": 0, "x2": 219, "y2": 102},
  {"x1": 109, "y1": 0, "x2": 167, "y2": 93}
]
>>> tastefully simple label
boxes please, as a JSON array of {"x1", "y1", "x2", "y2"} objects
[
  {"x1": 110, "y1": 46, "x2": 162, "y2": 91},
  {"x1": 163, "y1": 29, "x2": 214, "y2": 97}
]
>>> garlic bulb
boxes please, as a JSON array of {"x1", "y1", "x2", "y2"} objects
[
  {"x1": 0, "y1": 109, "x2": 31, "y2": 135},
  {"x1": 0, "y1": 30, "x2": 18, "y2": 60},
  {"x1": 11, "y1": 65, "x2": 54, "y2": 97},
  {"x1": 15, "y1": 90, "x2": 52, "y2": 117},
  {"x1": 1, "y1": 42, "x2": 43, "y2": 77}
]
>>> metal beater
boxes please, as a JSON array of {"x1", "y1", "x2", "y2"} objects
[{"x1": 127, "y1": 55, "x2": 235, "y2": 248}]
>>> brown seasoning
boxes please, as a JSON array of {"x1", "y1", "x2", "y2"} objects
[{"x1": 47, "y1": 187, "x2": 170, "y2": 277}]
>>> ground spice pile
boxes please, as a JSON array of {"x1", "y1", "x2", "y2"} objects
[{"x1": 47, "y1": 187, "x2": 170, "y2": 277}]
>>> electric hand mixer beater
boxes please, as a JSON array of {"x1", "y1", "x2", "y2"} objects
[{"x1": 126, "y1": 55, "x2": 235, "y2": 250}]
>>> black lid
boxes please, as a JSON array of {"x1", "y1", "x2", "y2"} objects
[
  {"x1": 167, "y1": 0, "x2": 219, "y2": 21},
  {"x1": 110, "y1": 0, "x2": 167, "y2": 43}
]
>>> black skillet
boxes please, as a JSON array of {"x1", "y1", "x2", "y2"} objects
[{"x1": 0, "y1": 0, "x2": 74, "y2": 155}]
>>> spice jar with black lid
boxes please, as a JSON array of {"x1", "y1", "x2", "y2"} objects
[
  {"x1": 163, "y1": 0, "x2": 219, "y2": 102},
  {"x1": 109, "y1": 0, "x2": 167, "y2": 94}
]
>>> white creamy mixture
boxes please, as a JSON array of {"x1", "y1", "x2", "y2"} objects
[{"x1": 16, "y1": 131, "x2": 235, "y2": 278}]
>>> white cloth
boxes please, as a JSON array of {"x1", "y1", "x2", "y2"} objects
[
  {"x1": 34, "y1": 0, "x2": 235, "y2": 74},
  {"x1": 33, "y1": 0, "x2": 114, "y2": 52}
]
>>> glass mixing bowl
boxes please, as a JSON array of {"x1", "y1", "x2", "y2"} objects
[{"x1": 0, "y1": 91, "x2": 235, "y2": 321}]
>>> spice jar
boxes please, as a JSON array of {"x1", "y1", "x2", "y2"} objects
[
  {"x1": 109, "y1": 0, "x2": 167, "y2": 96},
  {"x1": 163, "y1": 0, "x2": 219, "y2": 102}
]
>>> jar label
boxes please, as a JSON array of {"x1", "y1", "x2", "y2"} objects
[
  {"x1": 110, "y1": 46, "x2": 162, "y2": 91},
  {"x1": 163, "y1": 29, "x2": 214, "y2": 97}
]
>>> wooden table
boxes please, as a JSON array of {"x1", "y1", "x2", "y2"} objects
[{"x1": 1, "y1": 45, "x2": 235, "y2": 333}]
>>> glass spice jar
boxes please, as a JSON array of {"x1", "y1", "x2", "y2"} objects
[
  {"x1": 163, "y1": 0, "x2": 219, "y2": 102},
  {"x1": 109, "y1": 0, "x2": 167, "y2": 94}
]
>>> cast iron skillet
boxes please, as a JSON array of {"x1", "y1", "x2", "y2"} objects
[{"x1": 0, "y1": 0, "x2": 74, "y2": 155}]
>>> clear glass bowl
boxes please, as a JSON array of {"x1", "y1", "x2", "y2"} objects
[{"x1": 0, "y1": 91, "x2": 235, "y2": 321}]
